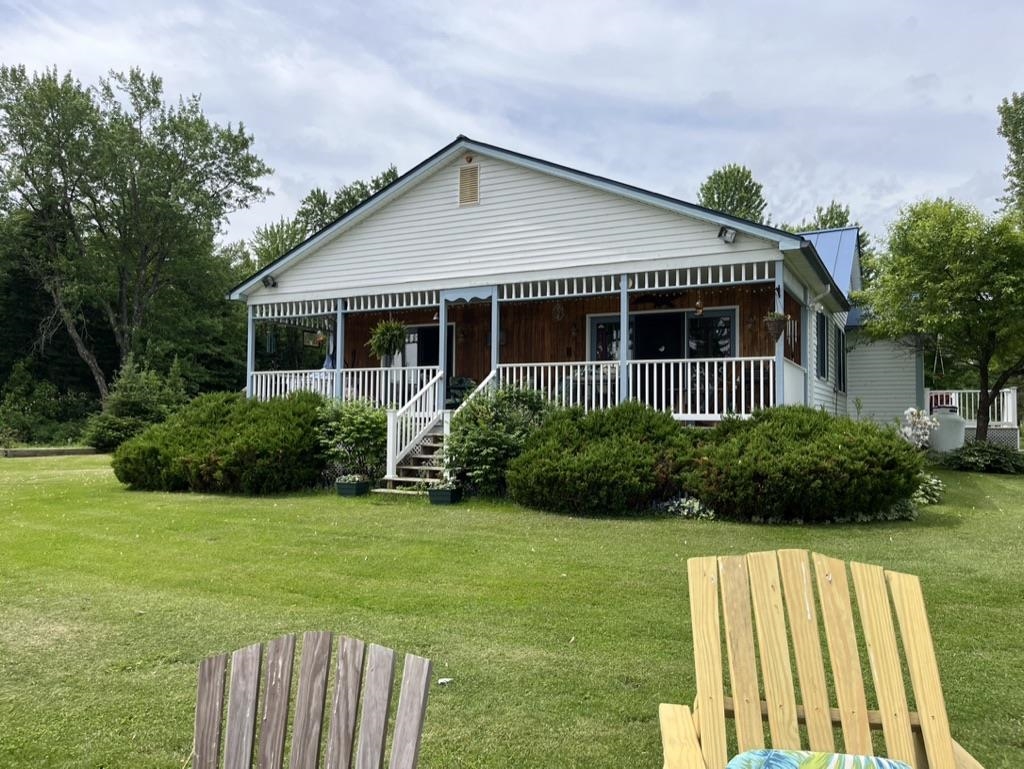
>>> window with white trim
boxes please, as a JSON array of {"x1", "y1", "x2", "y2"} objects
[{"x1": 816, "y1": 312, "x2": 829, "y2": 379}]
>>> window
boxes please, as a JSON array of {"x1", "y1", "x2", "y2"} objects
[
  {"x1": 835, "y1": 326, "x2": 847, "y2": 392},
  {"x1": 816, "y1": 312, "x2": 829, "y2": 379},
  {"x1": 686, "y1": 310, "x2": 735, "y2": 358}
]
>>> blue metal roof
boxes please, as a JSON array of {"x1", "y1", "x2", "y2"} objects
[{"x1": 799, "y1": 227, "x2": 860, "y2": 297}]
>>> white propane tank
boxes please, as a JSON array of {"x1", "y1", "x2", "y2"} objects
[{"x1": 931, "y1": 406, "x2": 966, "y2": 452}]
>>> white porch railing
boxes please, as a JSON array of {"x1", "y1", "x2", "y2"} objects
[
  {"x1": 251, "y1": 366, "x2": 440, "y2": 406},
  {"x1": 251, "y1": 369, "x2": 335, "y2": 400},
  {"x1": 926, "y1": 388, "x2": 1019, "y2": 427},
  {"x1": 627, "y1": 357, "x2": 775, "y2": 419},
  {"x1": 386, "y1": 371, "x2": 445, "y2": 478},
  {"x1": 497, "y1": 362, "x2": 620, "y2": 412}
]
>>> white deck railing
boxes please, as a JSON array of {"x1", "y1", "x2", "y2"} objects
[
  {"x1": 926, "y1": 388, "x2": 1019, "y2": 427},
  {"x1": 497, "y1": 362, "x2": 620, "y2": 412},
  {"x1": 251, "y1": 366, "x2": 440, "y2": 406},
  {"x1": 386, "y1": 371, "x2": 445, "y2": 478},
  {"x1": 626, "y1": 357, "x2": 775, "y2": 419}
]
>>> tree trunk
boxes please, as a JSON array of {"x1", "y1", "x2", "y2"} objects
[
  {"x1": 44, "y1": 281, "x2": 109, "y2": 400},
  {"x1": 975, "y1": 385, "x2": 991, "y2": 443}
]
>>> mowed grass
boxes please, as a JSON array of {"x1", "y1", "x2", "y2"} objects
[{"x1": 1, "y1": 456, "x2": 1022, "y2": 768}]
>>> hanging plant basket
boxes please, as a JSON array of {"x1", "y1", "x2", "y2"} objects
[
  {"x1": 367, "y1": 320, "x2": 407, "y2": 362},
  {"x1": 764, "y1": 314, "x2": 789, "y2": 342}
]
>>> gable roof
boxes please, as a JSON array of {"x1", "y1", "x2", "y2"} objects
[
  {"x1": 799, "y1": 226, "x2": 860, "y2": 296},
  {"x1": 230, "y1": 136, "x2": 847, "y2": 310}
]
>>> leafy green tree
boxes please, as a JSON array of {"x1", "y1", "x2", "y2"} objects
[
  {"x1": 0, "y1": 66, "x2": 271, "y2": 398},
  {"x1": 997, "y1": 91, "x2": 1024, "y2": 216},
  {"x1": 858, "y1": 199, "x2": 1024, "y2": 441},
  {"x1": 697, "y1": 163, "x2": 768, "y2": 223},
  {"x1": 296, "y1": 165, "x2": 397, "y2": 232}
]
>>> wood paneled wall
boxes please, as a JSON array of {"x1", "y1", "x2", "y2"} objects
[{"x1": 340, "y1": 283, "x2": 804, "y2": 381}]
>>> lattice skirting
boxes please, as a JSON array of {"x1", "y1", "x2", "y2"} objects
[{"x1": 965, "y1": 426, "x2": 1021, "y2": 450}]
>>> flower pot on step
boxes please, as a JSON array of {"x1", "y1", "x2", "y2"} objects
[{"x1": 336, "y1": 480, "x2": 371, "y2": 497}]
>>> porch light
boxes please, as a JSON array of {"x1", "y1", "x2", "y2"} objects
[
  {"x1": 261, "y1": 275, "x2": 278, "y2": 288},
  {"x1": 717, "y1": 226, "x2": 737, "y2": 244}
]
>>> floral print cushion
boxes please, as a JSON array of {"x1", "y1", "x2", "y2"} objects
[{"x1": 727, "y1": 750, "x2": 913, "y2": 769}]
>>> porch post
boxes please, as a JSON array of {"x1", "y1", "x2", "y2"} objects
[
  {"x1": 774, "y1": 263, "x2": 786, "y2": 407},
  {"x1": 437, "y1": 299, "x2": 448, "y2": 409},
  {"x1": 801, "y1": 285, "x2": 810, "y2": 405},
  {"x1": 491, "y1": 294, "x2": 500, "y2": 371},
  {"x1": 618, "y1": 273, "x2": 629, "y2": 403},
  {"x1": 342, "y1": 298, "x2": 350, "y2": 399},
  {"x1": 245, "y1": 304, "x2": 255, "y2": 398}
]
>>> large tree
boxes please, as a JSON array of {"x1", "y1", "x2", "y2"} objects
[
  {"x1": 998, "y1": 91, "x2": 1024, "y2": 216},
  {"x1": 0, "y1": 66, "x2": 271, "y2": 398},
  {"x1": 697, "y1": 163, "x2": 768, "y2": 223},
  {"x1": 858, "y1": 199, "x2": 1024, "y2": 441}
]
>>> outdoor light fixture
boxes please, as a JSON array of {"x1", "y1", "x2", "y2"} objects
[
  {"x1": 717, "y1": 226, "x2": 737, "y2": 244},
  {"x1": 261, "y1": 275, "x2": 278, "y2": 288},
  {"x1": 694, "y1": 299, "x2": 704, "y2": 316}
]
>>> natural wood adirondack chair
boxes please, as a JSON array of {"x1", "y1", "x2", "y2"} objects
[
  {"x1": 192, "y1": 631, "x2": 432, "y2": 769},
  {"x1": 660, "y1": 550, "x2": 984, "y2": 769}
]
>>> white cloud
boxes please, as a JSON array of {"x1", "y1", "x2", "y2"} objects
[{"x1": 2, "y1": 0, "x2": 1021, "y2": 246}]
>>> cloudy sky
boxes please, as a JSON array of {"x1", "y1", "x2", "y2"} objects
[{"x1": 2, "y1": 0, "x2": 1022, "y2": 246}]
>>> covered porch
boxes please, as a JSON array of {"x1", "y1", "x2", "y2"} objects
[{"x1": 244, "y1": 260, "x2": 812, "y2": 480}]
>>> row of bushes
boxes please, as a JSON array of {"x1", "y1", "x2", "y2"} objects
[{"x1": 447, "y1": 392, "x2": 927, "y2": 523}]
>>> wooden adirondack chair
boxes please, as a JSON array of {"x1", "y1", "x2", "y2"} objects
[
  {"x1": 192, "y1": 631, "x2": 432, "y2": 769},
  {"x1": 660, "y1": 550, "x2": 984, "y2": 769}
]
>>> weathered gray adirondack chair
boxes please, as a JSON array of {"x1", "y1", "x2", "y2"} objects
[{"x1": 193, "y1": 631, "x2": 432, "y2": 769}]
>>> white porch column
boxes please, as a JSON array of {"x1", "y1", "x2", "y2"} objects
[
  {"x1": 245, "y1": 304, "x2": 255, "y2": 398},
  {"x1": 491, "y1": 294, "x2": 500, "y2": 370},
  {"x1": 774, "y1": 263, "x2": 786, "y2": 407},
  {"x1": 801, "y1": 285, "x2": 810, "y2": 405},
  {"x1": 334, "y1": 301, "x2": 345, "y2": 399},
  {"x1": 437, "y1": 299, "x2": 448, "y2": 410},
  {"x1": 618, "y1": 273, "x2": 629, "y2": 403}
]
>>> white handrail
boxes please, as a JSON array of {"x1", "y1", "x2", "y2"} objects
[
  {"x1": 626, "y1": 357, "x2": 774, "y2": 418},
  {"x1": 386, "y1": 371, "x2": 445, "y2": 478},
  {"x1": 926, "y1": 387, "x2": 1019, "y2": 426},
  {"x1": 250, "y1": 367, "x2": 440, "y2": 404},
  {"x1": 251, "y1": 370, "x2": 336, "y2": 401},
  {"x1": 497, "y1": 362, "x2": 619, "y2": 412}
]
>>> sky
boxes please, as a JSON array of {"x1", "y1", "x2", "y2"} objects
[{"x1": 2, "y1": 0, "x2": 1022, "y2": 247}]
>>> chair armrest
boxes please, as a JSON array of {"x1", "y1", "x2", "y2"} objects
[
  {"x1": 659, "y1": 703, "x2": 708, "y2": 769},
  {"x1": 952, "y1": 739, "x2": 985, "y2": 769}
]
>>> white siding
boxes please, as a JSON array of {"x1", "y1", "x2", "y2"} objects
[
  {"x1": 259, "y1": 155, "x2": 783, "y2": 301},
  {"x1": 810, "y1": 311, "x2": 848, "y2": 416},
  {"x1": 846, "y1": 333, "x2": 920, "y2": 425}
]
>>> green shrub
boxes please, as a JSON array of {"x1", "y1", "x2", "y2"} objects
[
  {"x1": 506, "y1": 401, "x2": 699, "y2": 516},
  {"x1": 689, "y1": 407, "x2": 923, "y2": 523},
  {"x1": 112, "y1": 391, "x2": 328, "y2": 494},
  {"x1": 84, "y1": 355, "x2": 189, "y2": 450},
  {"x1": 317, "y1": 399, "x2": 387, "y2": 480},
  {"x1": 933, "y1": 441, "x2": 1024, "y2": 474},
  {"x1": 0, "y1": 360, "x2": 96, "y2": 446},
  {"x1": 445, "y1": 386, "x2": 552, "y2": 496}
]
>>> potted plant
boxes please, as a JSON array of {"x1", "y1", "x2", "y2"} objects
[
  {"x1": 336, "y1": 473, "x2": 371, "y2": 497},
  {"x1": 366, "y1": 319, "x2": 407, "y2": 366},
  {"x1": 763, "y1": 311, "x2": 789, "y2": 342},
  {"x1": 428, "y1": 476, "x2": 462, "y2": 505}
]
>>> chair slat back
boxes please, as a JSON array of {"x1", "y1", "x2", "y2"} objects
[
  {"x1": 689, "y1": 550, "x2": 959, "y2": 769},
  {"x1": 193, "y1": 631, "x2": 432, "y2": 769}
]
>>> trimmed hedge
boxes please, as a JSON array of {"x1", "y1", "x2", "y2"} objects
[
  {"x1": 506, "y1": 402, "x2": 698, "y2": 516},
  {"x1": 112, "y1": 391, "x2": 327, "y2": 494},
  {"x1": 689, "y1": 407, "x2": 923, "y2": 523},
  {"x1": 932, "y1": 441, "x2": 1024, "y2": 474},
  {"x1": 445, "y1": 386, "x2": 552, "y2": 496}
]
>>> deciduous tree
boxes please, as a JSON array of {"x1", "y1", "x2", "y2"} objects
[
  {"x1": 858, "y1": 199, "x2": 1024, "y2": 441},
  {"x1": 697, "y1": 163, "x2": 768, "y2": 223}
]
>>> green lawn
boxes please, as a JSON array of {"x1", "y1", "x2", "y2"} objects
[{"x1": 1, "y1": 457, "x2": 1021, "y2": 768}]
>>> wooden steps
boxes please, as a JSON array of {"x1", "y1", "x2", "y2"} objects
[{"x1": 388, "y1": 423, "x2": 445, "y2": 488}]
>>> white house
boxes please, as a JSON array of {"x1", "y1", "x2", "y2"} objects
[{"x1": 229, "y1": 136, "x2": 907, "y2": 481}]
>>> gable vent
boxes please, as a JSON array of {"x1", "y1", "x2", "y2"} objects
[{"x1": 459, "y1": 164, "x2": 479, "y2": 206}]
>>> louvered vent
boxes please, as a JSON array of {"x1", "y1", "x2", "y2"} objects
[{"x1": 459, "y1": 164, "x2": 479, "y2": 206}]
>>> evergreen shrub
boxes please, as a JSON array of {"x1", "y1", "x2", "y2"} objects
[
  {"x1": 690, "y1": 407, "x2": 923, "y2": 523},
  {"x1": 445, "y1": 386, "x2": 552, "y2": 496},
  {"x1": 933, "y1": 441, "x2": 1024, "y2": 474},
  {"x1": 83, "y1": 355, "x2": 189, "y2": 451},
  {"x1": 506, "y1": 401, "x2": 698, "y2": 516},
  {"x1": 112, "y1": 391, "x2": 327, "y2": 494}
]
